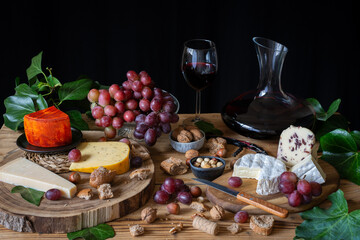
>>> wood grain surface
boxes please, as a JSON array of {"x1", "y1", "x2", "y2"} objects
[{"x1": 0, "y1": 113, "x2": 359, "y2": 239}]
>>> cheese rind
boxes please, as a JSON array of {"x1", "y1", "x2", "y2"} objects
[
  {"x1": 277, "y1": 125, "x2": 315, "y2": 167},
  {"x1": 290, "y1": 155, "x2": 326, "y2": 184},
  {"x1": 233, "y1": 154, "x2": 286, "y2": 195},
  {"x1": 0, "y1": 157, "x2": 76, "y2": 198},
  {"x1": 69, "y1": 142, "x2": 130, "y2": 174}
]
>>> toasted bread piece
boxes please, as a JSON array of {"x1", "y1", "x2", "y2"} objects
[{"x1": 249, "y1": 215, "x2": 274, "y2": 236}]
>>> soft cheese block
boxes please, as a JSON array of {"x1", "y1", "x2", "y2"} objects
[
  {"x1": 0, "y1": 157, "x2": 76, "y2": 198},
  {"x1": 233, "y1": 154, "x2": 286, "y2": 195},
  {"x1": 69, "y1": 142, "x2": 130, "y2": 174},
  {"x1": 290, "y1": 155, "x2": 326, "y2": 184},
  {"x1": 24, "y1": 106, "x2": 72, "y2": 148},
  {"x1": 277, "y1": 125, "x2": 316, "y2": 167}
]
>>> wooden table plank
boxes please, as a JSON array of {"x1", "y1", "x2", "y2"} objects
[{"x1": 0, "y1": 113, "x2": 359, "y2": 239}]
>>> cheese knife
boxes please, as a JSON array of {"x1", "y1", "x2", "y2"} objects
[{"x1": 193, "y1": 178, "x2": 289, "y2": 218}]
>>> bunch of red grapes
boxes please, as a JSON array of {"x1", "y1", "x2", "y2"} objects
[
  {"x1": 87, "y1": 70, "x2": 179, "y2": 146},
  {"x1": 278, "y1": 172, "x2": 323, "y2": 207}
]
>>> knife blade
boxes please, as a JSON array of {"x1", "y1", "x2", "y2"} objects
[{"x1": 193, "y1": 178, "x2": 289, "y2": 218}]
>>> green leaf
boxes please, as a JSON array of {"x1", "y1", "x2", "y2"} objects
[
  {"x1": 15, "y1": 83, "x2": 39, "y2": 99},
  {"x1": 3, "y1": 96, "x2": 36, "y2": 131},
  {"x1": 26, "y1": 51, "x2": 44, "y2": 80},
  {"x1": 47, "y1": 75, "x2": 62, "y2": 88},
  {"x1": 67, "y1": 223, "x2": 115, "y2": 240},
  {"x1": 295, "y1": 189, "x2": 360, "y2": 240},
  {"x1": 350, "y1": 130, "x2": 360, "y2": 149},
  {"x1": 36, "y1": 95, "x2": 48, "y2": 110},
  {"x1": 306, "y1": 98, "x2": 341, "y2": 122},
  {"x1": 320, "y1": 129, "x2": 360, "y2": 185},
  {"x1": 58, "y1": 79, "x2": 93, "y2": 102},
  {"x1": 195, "y1": 120, "x2": 223, "y2": 136},
  {"x1": 66, "y1": 110, "x2": 89, "y2": 130},
  {"x1": 314, "y1": 114, "x2": 349, "y2": 140},
  {"x1": 15, "y1": 77, "x2": 20, "y2": 87},
  {"x1": 11, "y1": 186, "x2": 44, "y2": 206}
]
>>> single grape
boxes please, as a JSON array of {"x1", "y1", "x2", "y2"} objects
[
  {"x1": 160, "y1": 122, "x2": 171, "y2": 134},
  {"x1": 100, "y1": 115, "x2": 112, "y2": 127},
  {"x1": 144, "y1": 128, "x2": 157, "y2": 146},
  {"x1": 228, "y1": 177, "x2": 243, "y2": 188},
  {"x1": 104, "y1": 126, "x2": 116, "y2": 139},
  {"x1": 91, "y1": 106, "x2": 104, "y2": 119},
  {"x1": 135, "y1": 114, "x2": 146, "y2": 124},
  {"x1": 288, "y1": 190, "x2": 302, "y2": 207},
  {"x1": 163, "y1": 101, "x2": 176, "y2": 113},
  {"x1": 159, "y1": 112, "x2": 171, "y2": 123},
  {"x1": 104, "y1": 105, "x2": 117, "y2": 117},
  {"x1": 133, "y1": 130, "x2": 145, "y2": 139},
  {"x1": 122, "y1": 80, "x2": 132, "y2": 90},
  {"x1": 170, "y1": 113, "x2": 179, "y2": 123},
  {"x1": 130, "y1": 156, "x2": 143, "y2": 168},
  {"x1": 119, "y1": 138, "x2": 130, "y2": 145},
  {"x1": 133, "y1": 110, "x2": 141, "y2": 116},
  {"x1": 109, "y1": 84, "x2": 121, "y2": 98},
  {"x1": 135, "y1": 122, "x2": 149, "y2": 134},
  {"x1": 125, "y1": 99, "x2": 138, "y2": 110},
  {"x1": 153, "y1": 190, "x2": 170, "y2": 204},
  {"x1": 302, "y1": 193, "x2": 312, "y2": 204},
  {"x1": 279, "y1": 171, "x2": 298, "y2": 184},
  {"x1": 141, "y1": 87, "x2": 153, "y2": 99},
  {"x1": 153, "y1": 88, "x2": 163, "y2": 97},
  {"x1": 98, "y1": 90, "x2": 111, "y2": 107},
  {"x1": 278, "y1": 180, "x2": 296, "y2": 194},
  {"x1": 111, "y1": 117, "x2": 123, "y2": 129},
  {"x1": 123, "y1": 89, "x2": 133, "y2": 100},
  {"x1": 163, "y1": 95, "x2": 174, "y2": 102},
  {"x1": 126, "y1": 70, "x2": 139, "y2": 81},
  {"x1": 114, "y1": 101, "x2": 126, "y2": 114},
  {"x1": 140, "y1": 74, "x2": 152, "y2": 86},
  {"x1": 145, "y1": 112, "x2": 159, "y2": 127},
  {"x1": 123, "y1": 110, "x2": 135, "y2": 122},
  {"x1": 177, "y1": 191, "x2": 192, "y2": 205},
  {"x1": 163, "y1": 177, "x2": 176, "y2": 194},
  {"x1": 87, "y1": 89, "x2": 100, "y2": 102},
  {"x1": 155, "y1": 126, "x2": 162, "y2": 138},
  {"x1": 234, "y1": 211, "x2": 249, "y2": 223},
  {"x1": 131, "y1": 80, "x2": 143, "y2": 92},
  {"x1": 139, "y1": 70, "x2": 148, "y2": 77},
  {"x1": 174, "y1": 179, "x2": 185, "y2": 192},
  {"x1": 139, "y1": 99, "x2": 151, "y2": 112},
  {"x1": 68, "y1": 149, "x2": 81, "y2": 162},
  {"x1": 150, "y1": 98, "x2": 162, "y2": 112},
  {"x1": 114, "y1": 90, "x2": 126, "y2": 102},
  {"x1": 95, "y1": 118, "x2": 102, "y2": 127},
  {"x1": 45, "y1": 189, "x2": 61, "y2": 200},
  {"x1": 297, "y1": 179, "x2": 311, "y2": 195},
  {"x1": 310, "y1": 182, "x2": 322, "y2": 196},
  {"x1": 133, "y1": 91, "x2": 143, "y2": 99},
  {"x1": 176, "y1": 184, "x2": 190, "y2": 194}
]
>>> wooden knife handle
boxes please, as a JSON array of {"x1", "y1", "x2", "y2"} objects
[{"x1": 237, "y1": 191, "x2": 289, "y2": 218}]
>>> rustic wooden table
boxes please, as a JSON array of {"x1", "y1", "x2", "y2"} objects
[{"x1": 0, "y1": 113, "x2": 359, "y2": 239}]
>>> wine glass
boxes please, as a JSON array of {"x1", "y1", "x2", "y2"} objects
[{"x1": 181, "y1": 39, "x2": 218, "y2": 125}]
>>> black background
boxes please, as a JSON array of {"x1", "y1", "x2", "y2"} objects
[{"x1": 1, "y1": 1, "x2": 359, "y2": 130}]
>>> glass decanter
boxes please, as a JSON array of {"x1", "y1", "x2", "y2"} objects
[{"x1": 221, "y1": 37, "x2": 315, "y2": 139}]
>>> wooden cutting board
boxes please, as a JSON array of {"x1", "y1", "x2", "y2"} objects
[
  {"x1": 0, "y1": 131, "x2": 155, "y2": 233},
  {"x1": 206, "y1": 159, "x2": 339, "y2": 214}
]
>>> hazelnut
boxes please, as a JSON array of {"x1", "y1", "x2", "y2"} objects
[
  {"x1": 167, "y1": 202, "x2": 180, "y2": 215},
  {"x1": 190, "y1": 186, "x2": 202, "y2": 198},
  {"x1": 216, "y1": 148, "x2": 227, "y2": 157},
  {"x1": 186, "y1": 158, "x2": 191, "y2": 167},
  {"x1": 204, "y1": 157, "x2": 210, "y2": 162},
  {"x1": 141, "y1": 207, "x2": 157, "y2": 223},
  {"x1": 216, "y1": 162, "x2": 223, "y2": 167},
  {"x1": 185, "y1": 149, "x2": 199, "y2": 159},
  {"x1": 196, "y1": 158, "x2": 203, "y2": 163},
  {"x1": 69, "y1": 172, "x2": 81, "y2": 183},
  {"x1": 209, "y1": 159, "x2": 217, "y2": 165},
  {"x1": 201, "y1": 162, "x2": 211, "y2": 168},
  {"x1": 194, "y1": 162, "x2": 201, "y2": 167}
]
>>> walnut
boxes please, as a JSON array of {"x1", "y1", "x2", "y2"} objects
[
  {"x1": 77, "y1": 188, "x2": 93, "y2": 200},
  {"x1": 129, "y1": 224, "x2": 144, "y2": 237},
  {"x1": 129, "y1": 168, "x2": 151, "y2": 180},
  {"x1": 210, "y1": 205, "x2": 225, "y2": 220},
  {"x1": 191, "y1": 212, "x2": 207, "y2": 220},
  {"x1": 205, "y1": 137, "x2": 227, "y2": 154},
  {"x1": 190, "y1": 201, "x2": 209, "y2": 212},
  {"x1": 97, "y1": 183, "x2": 113, "y2": 200},
  {"x1": 189, "y1": 128, "x2": 203, "y2": 141},
  {"x1": 141, "y1": 207, "x2": 157, "y2": 223},
  {"x1": 185, "y1": 149, "x2": 199, "y2": 159},
  {"x1": 89, "y1": 166, "x2": 116, "y2": 188},
  {"x1": 177, "y1": 130, "x2": 193, "y2": 143},
  {"x1": 227, "y1": 223, "x2": 242, "y2": 234},
  {"x1": 169, "y1": 223, "x2": 183, "y2": 234},
  {"x1": 171, "y1": 126, "x2": 184, "y2": 140}
]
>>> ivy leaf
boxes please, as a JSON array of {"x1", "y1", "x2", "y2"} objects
[
  {"x1": 66, "y1": 110, "x2": 89, "y2": 130},
  {"x1": 314, "y1": 114, "x2": 349, "y2": 140},
  {"x1": 350, "y1": 130, "x2": 360, "y2": 149},
  {"x1": 295, "y1": 189, "x2": 360, "y2": 240},
  {"x1": 320, "y1": 129, "x2": 360, "y2": 185},
  {"x1": 36, "y1": 95, "x2": 48, "y2": 110},
  {"x1": 47, "y1": 75, "x2": 62, "y2": 88},
  {"x1": 15, "y1": 77, "x2": 20, "y2": 87},
  {"x1": 3, "y1": 96, "x2": 36, "y2": 131},
  {"x1": 15, "y1": 83, "x2": 39, "y2": 99},
  {"x1": 195, "y1": 120, "x2": 223, "y2": 136},
  {"x1": 26, "y1": 51, "x2": 44, "y2": 80},
  {"x1": 306, "y1": 98, "x2": 341, "y2": 122},
  {"x1": 58, "y1": 78, "x2": 93, "y2": 102},
  {"x1": 67, "y1": 223, "x2": 115, "y2": 240},
  {"x1": 11, "y1": 186, "x2": 44, "y2": 206}
]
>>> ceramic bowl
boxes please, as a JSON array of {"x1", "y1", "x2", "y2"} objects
[
  {"x1": 190, "y1": 156, "x2": 226, "y2": 181},
  {"x1": 169, "y1": 130, "x2": 205, "y2": 153}
]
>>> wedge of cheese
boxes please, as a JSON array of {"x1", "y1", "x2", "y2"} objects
[
  {"x1": 0, "y1": 157, "x2": 76, "y2": 198},
  {"x1": 69, "y1": 142, "x2": 130, "y2": 174},
  {"x1": 290, "y1": 155, "x2": 326, "y2": 184}
]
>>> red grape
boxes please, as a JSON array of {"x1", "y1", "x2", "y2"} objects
[
  {"x1": 140, "y1": 74, "x2": 152, "y2": 86},
  {"x1": 133, "y1": 91, "x2": 142, "y2": 99},
  {"x1": 279, "y1": 171, "x2": 298, "y2": 184},
  {"x1": 131, "y1": 80, "x2": 143, "y2": 92},
  {"x1": 68, "y1": 149, "x2": 81, "y2": 162},
  {"x1": 297, "y1": 179, "x2": 311, "y2": 195},
  {"x1": 133, "y1": 110, "x2": 141, "y2": 116},
  {"x1": 130, "y1": 156, "x2": 143, "y2": 168},
  {"x1": 141, "y1": 87, "x2": 153, "y2": 99},
  {"x1": 104, "y1": 126, "x2": 116, "y2": 139},
  {"x1": 95, "y1": 118, "x2": 102, "y2": 127},
  {"x1": 109, "y1": 84, "x2": 121, "y2": 98},
  {"x1": 98, "y1": 137, "x2": 107, "y2": 142},
  {"x1": 112, "y1": 117, "x2": 124, "y2": 129},
  {"x1": 119, "y1": 138, "x2": 130, "y2": 145},
  {"x1": 177, "y1": 191, "x2": 192, "y2": 205},
  {"x1": 114, "y1": 90, "x2": 126, "y2": 102},
  {"x1": 135, "y1": 122, "x2": 149, "y2": 134},
  {"x1": 45, "y1": 189, "x2": 61, "y2": 200},
  {"x1": 163, "y1": 177, "x2": 176, "y2": 194},
  {"x1": 174, "y1": 179, "x2": 185, "y2": 192},
  {"x1": 228, "y1": 177, "x2": 243, "y2": 188},
  {"x1": 234, "y1": 211, "x2": 249, "y2": 223},
  {"x1": 160, "y1": 122, "x2": 171, "y2": 134},
  {"x1": 134, "y1": 130, "x2": 145, "y2": 139},
  {"x1": 87, "y1": 89, "x2": 100, "y2": 102},
  {"x1": 126, "y1": 70, "x2": 139, "y2": 81},
  {"x1": 145, "y1": 112, "x2": 159, "y2": 127},
  {"x1": 98, "y1": 90, "x2": 111, "y2": 107},
  {"x1": 139, "y1": 71, "x2": 148, "y2": 77},
  {"x1": 144, "y1": 128, "x2": 157, "y2": 146},
  {"x1": 154, "y1": 190, "x2": 170, "y2": 204},
  {"x1": 288, "y1": 190, "x2": 302, "y2": 207},
  {"x1": 135, "y1": 114, "x2": 146, "y2": 124},
  {"x1": 125, "y1": 99, "x2": 138, "y2": 110},
  {"x1": 150, "y1": 98, "x2": 162, "y2": 112},
  {"x1": 91, "y1": 106, "x2": 104, "y2": 119},
  {"x1": 278, "y1": 180, "x2": 296, "y2": 194},
  {"x1": 114, "y1": 101, "x2": 125, "y2": 114},
  {"x1": 122, "y1": 80, "x2": 132, "y2": 90},
  {"x1": 170, "y1": 113, "x2": 179, "y2": 123},
  {"x1": 104, "y1": 105, "x2": 117, "y2": 117},
  {"x1": 153, "y1": 88, "x2": 163, "y2": 97},
  {"x1": 302, "y1": 193, "x2": 312, "y2": 204},
  {"x1": 159, "y1": 112, "x2": 171, "y2": 123},
  {"x1": 163, "y1": 101, "x2": 176, "y2": 113},
  {"x1": 100, "y1": 115, "x2": 112, "y2": 127},
  {"x1": 163, "y1": 95, "x2": 174, "y2": 102},
  {"x1": 155, "y1": 126, "x2": 162, "y2": 138},
  {"x1": 123, "y1": 110, "x2": 135, "y2": 122},
  {"x1": 123, "y1": 89, "x2": 133, "y2": 100},
  {"x1": 139, "y1": 99, "x2": 150, "y2": 112},
  {"x1": 310, "y1": 182, "x2": 322, "y2": 196}
]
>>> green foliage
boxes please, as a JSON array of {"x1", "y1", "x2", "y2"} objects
[
  {"x1": 67, "y1": 223, "x2": 115, "y2": 240},
  {"x1": 11, "y1": 186, "x2": 44, "y2": 206},
  {"x1": 195, "y1": 120, "x2": 223, "y2": 136}
]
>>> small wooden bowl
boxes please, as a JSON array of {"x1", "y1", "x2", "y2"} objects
[
  {"x1": 190, "y1": 156, "x2": 225, "y2": 181},
  {"x1": 169, "y1": 130, "x2": 205, "y2": 153}
]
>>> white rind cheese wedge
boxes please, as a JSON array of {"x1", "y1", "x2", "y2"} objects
[
  {"x1": 0, "y1": 157, "x2": 76, "y2": 198},
  {"x1": 290, "y1": 155, "x2": 326, "y2": 184},
  {"x1": 233, "y1": 154, "x2": 286, "y2": 195},
  {"x1": 277, "y1": 125, "x2": 316, "y2": 167}
]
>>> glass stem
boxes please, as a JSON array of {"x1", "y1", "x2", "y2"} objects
[{"x1": 194, "y1": 90, "x2": 201, "y2": 121}]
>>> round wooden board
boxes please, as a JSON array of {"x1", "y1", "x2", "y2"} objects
[
  {"x1": 0, "y1": 145, "x2": 155, "y2": 233},
  {"x1": 206, "y1": 159, "x2": 339, "y2": 214}
]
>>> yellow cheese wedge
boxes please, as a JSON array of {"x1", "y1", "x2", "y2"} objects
[
  {"x1": 69, "y1": 142, "x2": 130, "y2": 174},
  {"x1": 0, "y1": 157, "x2": 77, "y2": 198}
]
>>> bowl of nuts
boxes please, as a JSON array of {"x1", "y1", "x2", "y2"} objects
[
  {"x1": 169, "y1": 126, "x2": 205, "y2": 153},
  {"x1": 190, "y1": 156, "x2": 225, "y2": 181}
]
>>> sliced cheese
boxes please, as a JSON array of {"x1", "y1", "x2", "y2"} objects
[
  {"x1": 0, "y1": 157, "x2": 76, "y2": 198},
  {"x1": 69, "y1": 142, "x2": 130, "y2": 174},
  {"x1": 290, "y1": 155, "x2": 326, "y2": 184}
]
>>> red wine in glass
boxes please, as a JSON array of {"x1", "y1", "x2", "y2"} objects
[{"x1": 182, "y1": 62, "x2": 217, "y2": 91}]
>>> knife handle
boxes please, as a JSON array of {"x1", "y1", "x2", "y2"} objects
[{"x1": 237, "y1": 191, "x2": 289, "y2": 218}]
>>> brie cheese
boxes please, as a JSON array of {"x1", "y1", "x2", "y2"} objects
[{"x1": 290, "y1": 155, "x2": 326, "y2": 184}]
